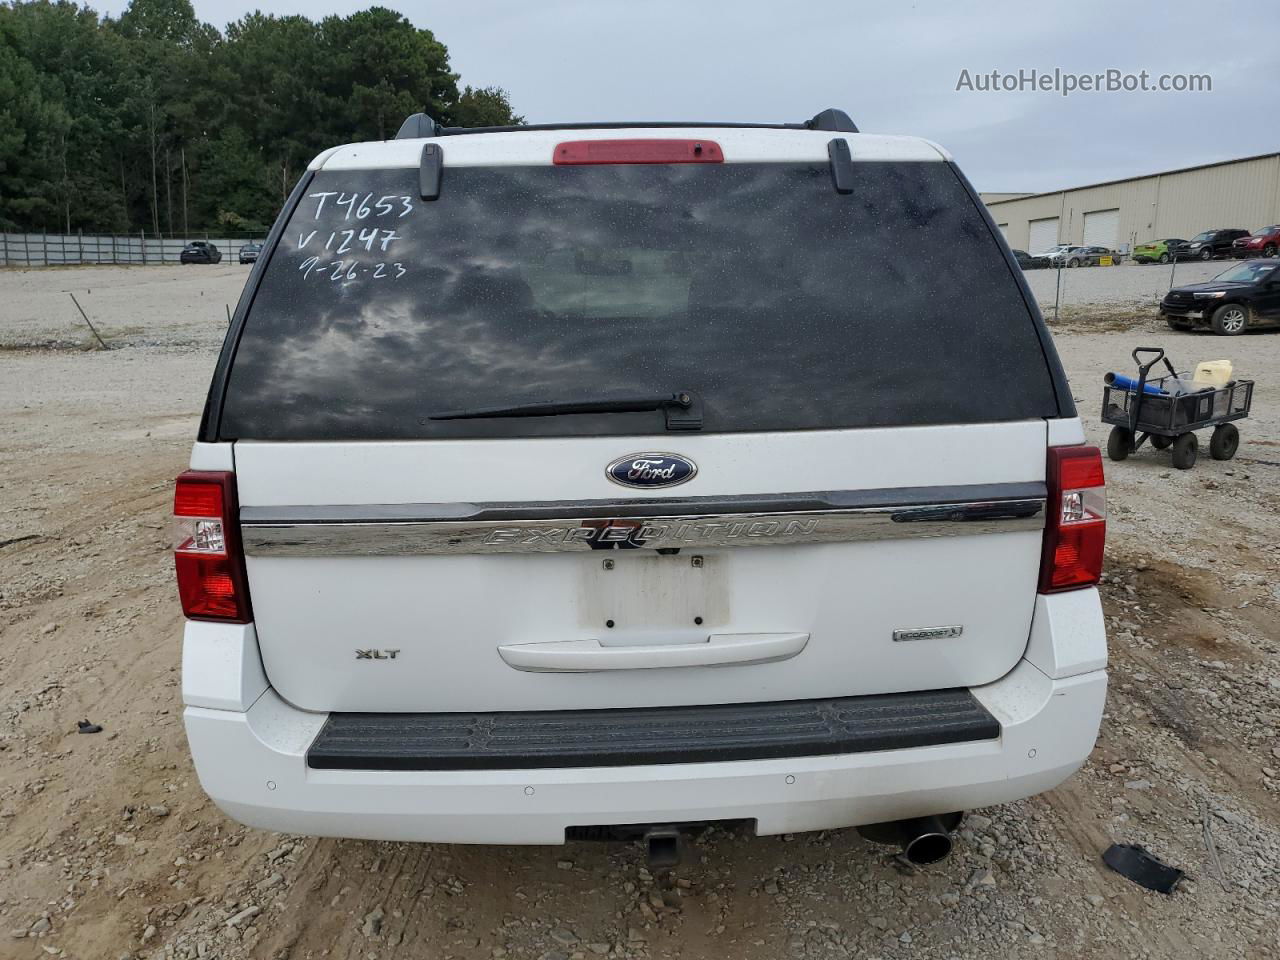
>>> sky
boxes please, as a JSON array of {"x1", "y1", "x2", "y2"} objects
[{"x1": 99, "y1": 0, "x2": 1279, "y2": 192}]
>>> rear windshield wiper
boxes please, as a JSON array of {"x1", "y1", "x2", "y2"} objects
[{"x1": 430, "y1": 391, "x2": 702, "y2": 431}]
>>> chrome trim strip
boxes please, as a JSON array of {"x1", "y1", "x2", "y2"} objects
[
  {"x1": 241, "y1": 497, "x2": 1044, "y2": 557},
  {"x1": 239, "y1": 482, "x2": 1048, "y2": 525}
]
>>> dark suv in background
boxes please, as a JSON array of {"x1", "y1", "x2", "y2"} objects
[
  {"x1": 1184, "y1": 229, "x2": 1248, "y2": 261},
  {"x1": 1161, "y1": 259, "x2": 1280, "y2": 335},
  {"x1": 180, "y1": 241, "x2": 222, "y2": 264},
  {"x1": 1011, "y1": 249, "x2": 1048, "y2": 269}
]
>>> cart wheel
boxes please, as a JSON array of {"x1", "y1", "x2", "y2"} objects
[
  {"x1": 1150, "y1": 434, "x2": 1173, "y2": 450},
  {"x1": 1209, "y1": 423, "x2": 1239, "y2": 461},
  {"x1": 1106, "y1": 426, "x2": 1132, "y2": 461},
  {"x1": 1171, "y1": 432, "x2": 1198, "y2": 470}
]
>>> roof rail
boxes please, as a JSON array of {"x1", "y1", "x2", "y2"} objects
[{"x1": 393, "y1": 108, "x2": 858, "y2": 140}]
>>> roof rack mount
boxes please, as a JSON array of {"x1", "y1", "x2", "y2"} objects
[{"x1": 394, "y1": 108, "x2": 857, "y2": 140}]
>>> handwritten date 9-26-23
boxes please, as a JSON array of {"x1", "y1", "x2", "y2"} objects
[{"x1": 299, "y1": 257, "x2": 406, "y2": 282}]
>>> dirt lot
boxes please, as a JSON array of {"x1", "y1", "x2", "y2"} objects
[{"x1": 2, "y1": 265, "x2": 1278, "y2": 960}]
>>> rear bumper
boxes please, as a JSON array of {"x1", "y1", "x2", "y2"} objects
[
  {"x1": 306, "y1": 688, "x2": 1002, "y2": 770},
  {"x1": 182, "y1": 591, "x2": 1107, "y2": 844}
]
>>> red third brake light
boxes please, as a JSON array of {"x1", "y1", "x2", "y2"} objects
[
  {"x1": 553, "y1": 139, "x2": 724, "y2": 165},
  {"x1": 1039, "y1": 445, "x2": 1106, "y2": 593},
  {"x1": 174, "y1": 470, "x2": 252, "y2": 622}
]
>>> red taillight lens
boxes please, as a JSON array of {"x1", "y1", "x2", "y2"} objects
[
  {"x1": 553, "y1": 139, "x2": 724, "y2": 165},
  {"x1": 174, "y1": 481, "x2": 223, "y2": 518},
  {"x1": 174, "y1": 470, "x2": 252, "y2": 622},
  {"x1": 1039, "y1": 445, "x2": 1106, "y2": 593}
]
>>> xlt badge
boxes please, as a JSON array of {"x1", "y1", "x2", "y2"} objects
[
  {"x1": 356, "y1": 649, "x2": 400, "y2": 659},
  {"x1": 606, "y1": 453, "x2": 697, "y2": 489}
]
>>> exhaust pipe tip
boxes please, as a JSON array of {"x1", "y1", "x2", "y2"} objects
[
  {"x1": 903, "y1": 827, "x2": 953, "y2": 866},
  {"x1": 857, "y1": 812, "x2": 961, "y2": 866}
]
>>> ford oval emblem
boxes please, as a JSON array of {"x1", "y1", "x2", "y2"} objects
[{"x1": 606, "y1": 453, "x2": 697, "y2": 489}]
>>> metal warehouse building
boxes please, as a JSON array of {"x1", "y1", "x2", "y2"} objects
[{"x1": 985, "y1": 152, "x2": 1280, "y2": 255}]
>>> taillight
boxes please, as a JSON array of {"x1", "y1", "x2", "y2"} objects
[
  {"x1": 1038, "y1": 445, "x2": 1106, "y2": 593},
  {"x1": 174, "y1": 470, "x2": 252, "y2": 622}
]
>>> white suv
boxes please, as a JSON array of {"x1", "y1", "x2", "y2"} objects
[{"x1": 177, "y1": 108, "x2": 1106, "y2": 866}]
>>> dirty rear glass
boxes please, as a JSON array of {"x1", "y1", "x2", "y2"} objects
[{"x1": 218, "y1": 161, "x2": 1058, "y2": 439}]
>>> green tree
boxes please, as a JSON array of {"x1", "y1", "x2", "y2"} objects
[
  {"x1": 454, "y1": 85, "x2": 524, "y2": 128},
  {"x1": 319, "y1": 8, "x2": 458, "y2": 139},
  {"x1": 112, "y1": 0, "x2": 221, "y2": 234},
  {"x1": 0, "y1": 0, "x2": 522, "y2": 235},
  {"x1": 196, "y1": 126, "x2": 274, "y2": 231},
  {"x1": 214, "y1": 13, "x2": 328, "y2": 205},
  {"x1": 0, "y1": 0, "x2": 132, "y2": 231}
]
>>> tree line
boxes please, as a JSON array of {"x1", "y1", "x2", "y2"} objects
[{"x1": 0, "y1": 0, "x2": 521, "y2": 235}]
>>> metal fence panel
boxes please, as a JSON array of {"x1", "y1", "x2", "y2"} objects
[{"x1": 1, "y1": 232, "x2": 265, "y2": 267}]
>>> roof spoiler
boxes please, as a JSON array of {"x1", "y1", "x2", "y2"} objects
[{"x1": 393, "y1": 108, "x2": 858, "y2": 140}]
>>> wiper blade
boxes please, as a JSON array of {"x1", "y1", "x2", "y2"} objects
[{"x1": 430, "y1": 391, "x2": 703, "y2": 431}]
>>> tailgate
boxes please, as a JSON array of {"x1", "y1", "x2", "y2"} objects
[{"x1": 235, "y1": 421, "x2": 1047, "y2": 713}]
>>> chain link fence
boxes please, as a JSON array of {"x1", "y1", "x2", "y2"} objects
[
  {"x1": 1, "y1": 231, "x2": 265, "y2": 267},
  {"x1": 1021, "y1": 255, "x2": 1234, "y2": 328}
]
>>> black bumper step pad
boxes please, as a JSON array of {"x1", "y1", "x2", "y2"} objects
[{"x1": 306, "y1": 688, "x2": 1000, "y2": 771}]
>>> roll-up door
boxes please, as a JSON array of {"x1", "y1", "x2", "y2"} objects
[
  {"x1": 1028, "y1": 217, "x2": 1060, "y2": 254},
  {"x1": 1083, "y1": 209, "x2": 1120, "y2": 248}
]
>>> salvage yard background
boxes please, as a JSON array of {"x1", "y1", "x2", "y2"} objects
[{"x1": 1, "y1": 263, "x2": 1278, "y2": 959}]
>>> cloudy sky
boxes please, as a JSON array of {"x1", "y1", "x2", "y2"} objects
[{"x1": 101, "y1": 0, "x2": 1277, "y2": 192}]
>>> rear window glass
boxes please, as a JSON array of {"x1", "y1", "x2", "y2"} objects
[{"x1": 218, "y1": 161, "x2": 1057, "y2": 440}]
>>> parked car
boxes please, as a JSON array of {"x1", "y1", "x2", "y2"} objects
[
  {"x1": 1046, "y1": 246, "x2": 1085, "y2": 268},
  {"x1": 180, "y1": 241, "x2": 222, "y2": 264},
  {"x1": 1161, "y1": 258, "x2": 1280, "y2": 335},
  {"x1": 1183, "y1": 228, "x2": 1248, "y2": 261},
  {"x1": 1048, "y1": 245, "x2": 1118, "y2": 268},
  {"x1": 1036, "y1": 243, "x2": 1072, "y2": 262},
  {"x1": 1131, "y1": 238, "x2": 1188, "y2": 264},
  {"x1": 1011, "y1": 249, "x2": 1049, "y2": 269},
  {"x1": 238, "y1": 242, "x2": 263, "y2": 264},
  {"x1": 1232, "y1": 225, "x2": 1280, "y2": 259},
  {"x1": 1081, "y1": 245, "x2": 1121, "y2": 266},
  {"x1": 176, "y1": 107, "x2": 1106, "y2": 865}
]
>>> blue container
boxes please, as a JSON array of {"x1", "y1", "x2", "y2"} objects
[{"x1": 1104, "y1": 372, "x2": 1164, "y2": 396}]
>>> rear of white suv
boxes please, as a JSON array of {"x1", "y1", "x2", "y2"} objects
[{"x1": 179, "y1": 108, "x2": 1106, "y2": 862}]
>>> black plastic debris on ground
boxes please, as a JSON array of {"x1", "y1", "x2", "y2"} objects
[
  {"x1": 1102, "y1": 843, "x2": 1185, "y2": 893},
  {"x1": 77, "y1": 719, "x2": 103, "y2": 734}
]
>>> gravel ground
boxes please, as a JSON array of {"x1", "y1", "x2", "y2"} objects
[{"x1": 1, "y1": 265, "x2": 1278, "y2": 960}]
